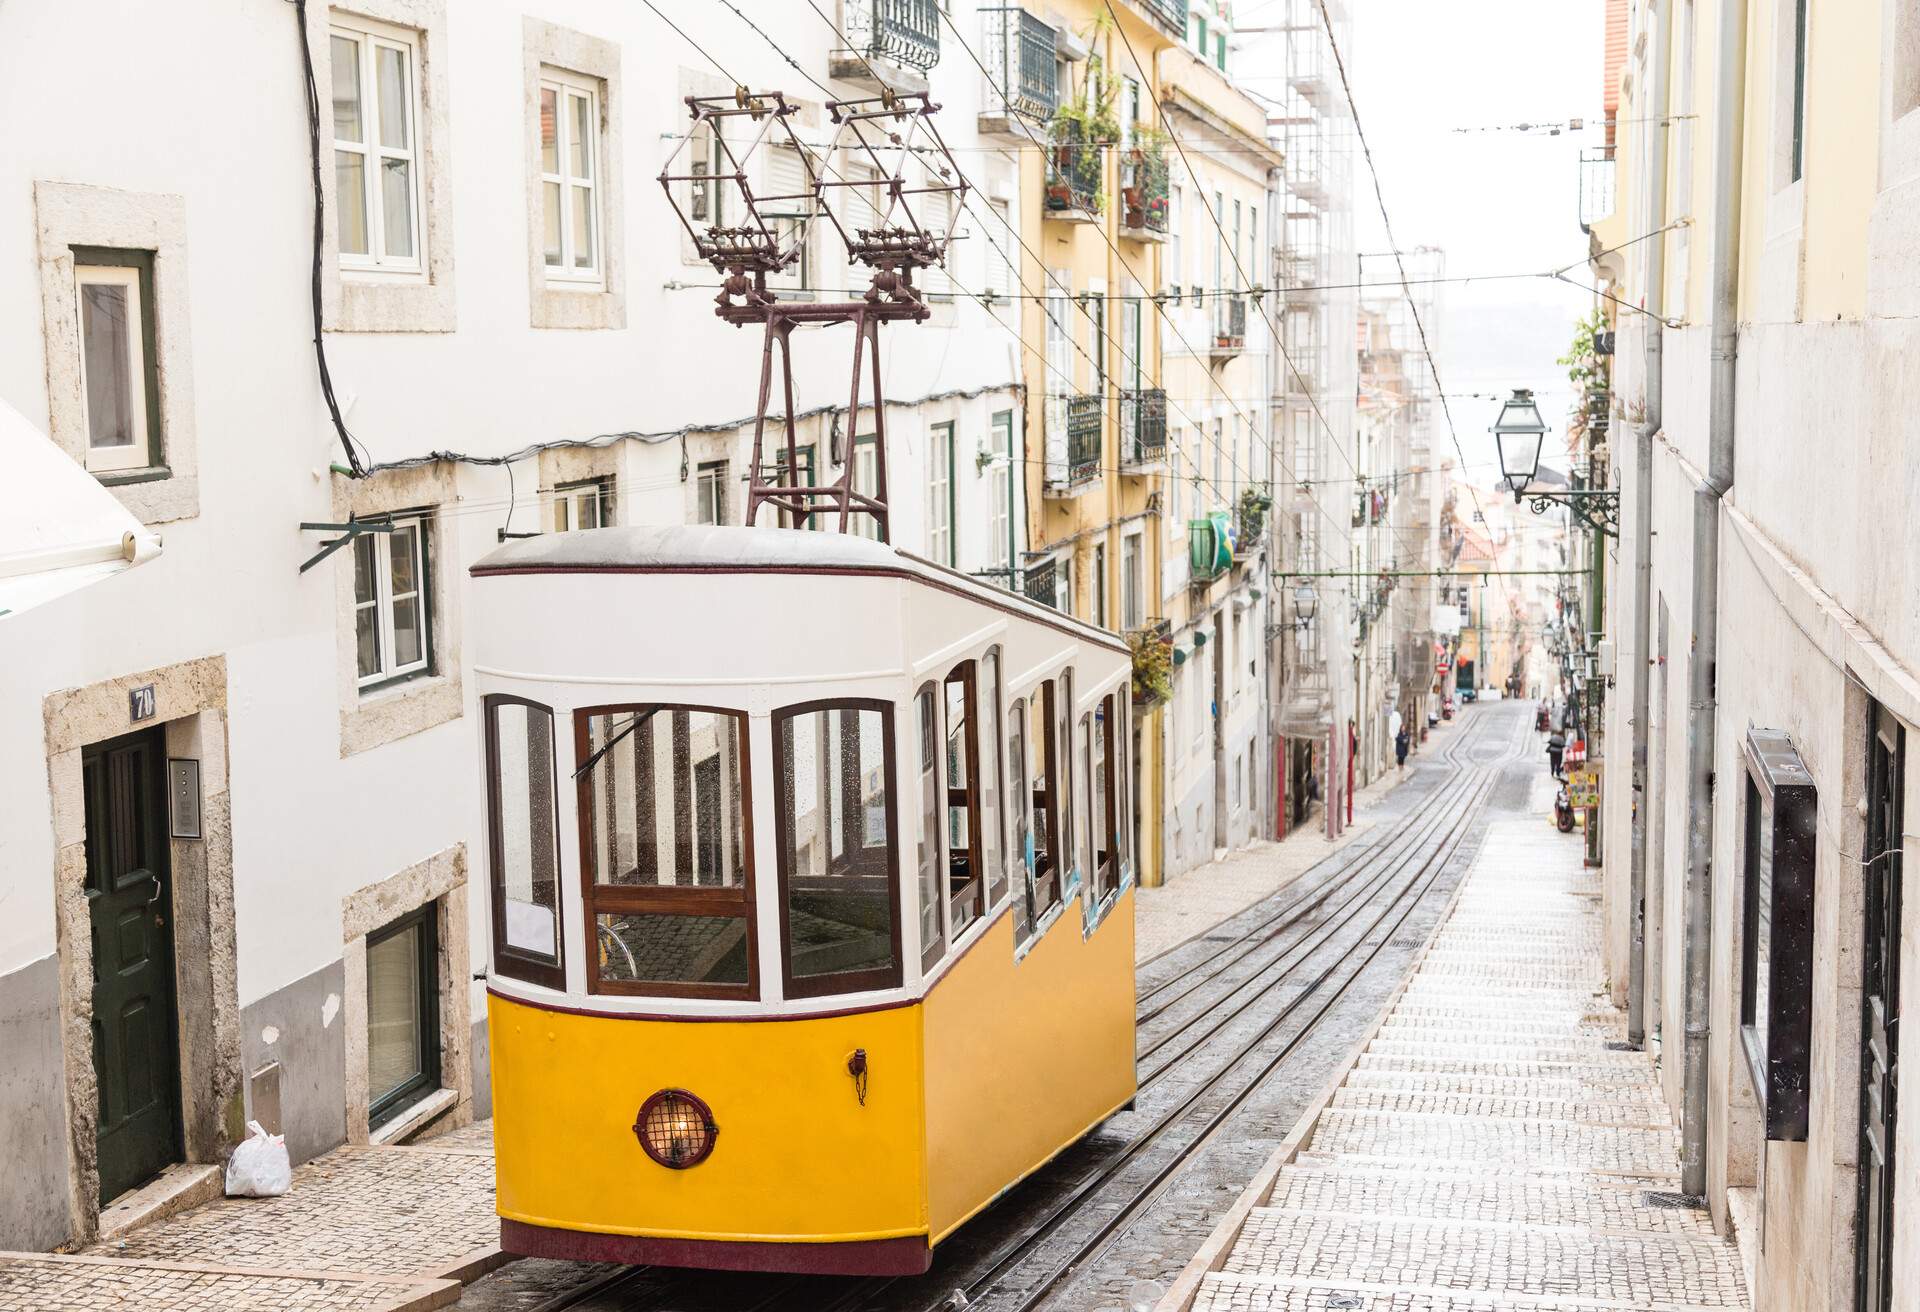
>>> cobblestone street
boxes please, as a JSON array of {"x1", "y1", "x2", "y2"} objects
[{"x1": 1170, "y1": 816, "x2": 1752, "y2": 1312}]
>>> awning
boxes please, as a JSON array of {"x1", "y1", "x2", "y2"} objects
[{"x1": 0, "y1": 396, "x2": 162, "y2": 620}]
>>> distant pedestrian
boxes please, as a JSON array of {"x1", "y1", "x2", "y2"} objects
[
  {"x1": 1547, "y1": 729, "x2": 1566, "y2": 779},
  {"x1": 1394, "y1": 727, "x2": 1410, "y2": 772}
]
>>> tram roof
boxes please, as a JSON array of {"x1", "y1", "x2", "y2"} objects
[{"x1": 472, "y1": 525, "x2": 1128, "y2": 654}]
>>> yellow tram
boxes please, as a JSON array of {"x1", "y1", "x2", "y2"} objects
[{"x1": 471, "y1": 526, "x2": 1137, "y2": 1274}]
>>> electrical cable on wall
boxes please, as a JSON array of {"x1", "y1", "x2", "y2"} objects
[{"x1": 291, "y1": 0, "x2": 368, "y2": 478}]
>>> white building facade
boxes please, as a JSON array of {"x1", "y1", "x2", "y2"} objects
[{"x1": 0, "y1": 0, "x2": 1026, "y2": 1249}]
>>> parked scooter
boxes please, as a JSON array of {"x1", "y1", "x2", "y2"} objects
[{"x1": 1554, "y1": 781, "x2": 1577, "y2": 833}]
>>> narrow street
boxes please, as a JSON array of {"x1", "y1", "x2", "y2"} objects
[{"x1": 451, "y1": 703, "x2": 1536, "y2": 1312}]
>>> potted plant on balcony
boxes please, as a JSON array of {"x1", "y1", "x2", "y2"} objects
[
  {"x1": 1238, "y1": 484, "x2": 1273, "y2": 543},
  {"x1": 1129, "y1": 625, "x2": 1173, "y2": 710},
  {"x1": 1123, "y1": 125, "x2": 1169, "y2": 231},
  {"x1": 1046, "y1": 54, "x2": 1119, "y2": 214}
]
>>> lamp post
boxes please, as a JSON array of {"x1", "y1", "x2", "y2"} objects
[
  {"x1": 1292, "y1": 580, "x2": 1319, "y2": 631},
  {"x1": 1493, "y1": 388, "x2": 1620, "y2": 536}
]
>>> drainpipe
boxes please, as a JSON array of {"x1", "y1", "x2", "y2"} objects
[
  {"x1": 1626, "y1": 0, "x2": 1674, "y2": 1051},
  {"x1": 1681, "y1": 0, "x2": 1747, "y2": 1201}
]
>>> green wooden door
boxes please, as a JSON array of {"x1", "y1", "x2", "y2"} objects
[{"x1": 83, "y1": 728, "x2": 182, "y2": 1203}]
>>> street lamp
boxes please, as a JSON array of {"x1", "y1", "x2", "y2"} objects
[
  {"x1": 1292, "y1": 580, "x2": 1319, "y2": 629},
  {"x1": 1491, "y1": 387, "x2": 1621, "y2": 537},
  {"x1": 1493, "y1": 388, "x2": 1547, "y2": 495}
]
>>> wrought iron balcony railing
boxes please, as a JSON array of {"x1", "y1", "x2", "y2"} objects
[
  {"x1": 1121, "y1": 388, "x2": 1167, "y2": 466},
  {"x1": 1066, "y1": 393, "x2": 1103, "y2": 482},
  {"x1": 1045, "y1": 119, "x2": 1103, "y2": 217},
  {"x1": 1211, "y1": 294, "x2": 1248, "y2": 355},
  {"x1": 841, "y1": 0, "x2": 941, "y2": 73},
  {"x1": 1130, "y1": 0, "x2": 1190, "y2": 37},
  {"x1": 1121, "y1": 144, "x2": 1169, "y2": 237},
  {"x1": 979, "y1": 7, "x2": 1057, "y2": 122}
]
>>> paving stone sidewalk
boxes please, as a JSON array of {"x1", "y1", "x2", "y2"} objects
[
  {"x1": 0, "y1": 1132, "x2": 498, "y2": 1311},
  {"x1": 1184, "y1": 820, "x2": 1752, "y2": 1312}
]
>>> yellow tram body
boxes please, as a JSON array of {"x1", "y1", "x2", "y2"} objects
[{"x1": 470, "y1": 528, "x2": 1137, "y2": 1274}]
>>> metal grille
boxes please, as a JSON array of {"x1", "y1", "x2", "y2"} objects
[
  {"x1": 981, "y1": 7, "x2": 1057, "y2": 120},
  {"x1": 1122, "y1": 388, "x2": 1167, "y2": 464},
  {"x1": 842, "y1": 0, "x2": 942, "y2": 71},
  {"x1": 1067, "y1": 394, "x2": 1103, "y2": 482}
]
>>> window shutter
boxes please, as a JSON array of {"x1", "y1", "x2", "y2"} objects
[
  {"x1": 923, "y1": 191, "x2": 952, "y2": 297},
  {"x1": 986, "y1": 199, "x2": 1013, "y2": 304}
]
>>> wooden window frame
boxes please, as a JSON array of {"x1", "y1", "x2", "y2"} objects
[
  {"x1": 573, "y1": 702, "x2": 758, "y2": 1000},
  {"x1": 1077, "y1": 710, "x2": 1096, "y2": 891},
  {"x1": 72, "y1": 252, "x2": 160, "y2": 477},
  {"x1": 771, "y1": 697, "x2": 904, "y2": 999},
  {"x1": 330, "y1": 17, "x2": 426, "y2": 276},
  {"x1": 366, "y1": 904, "x2": 441, "y2": 1129},
  {"x1": 944, "y1": 662, "x2": 986, "y2": 939},
  {"x1": 1093, "y1": 692, "x2": 1119, "y2": 902},
  {"x1": 483, "y1": 695, "x2": 566, "y2": 990},
  {"x1": 1030, "y1": 678, "x2": 1065, "y2": 914},
  {"x1": 538, "y1": 68, "x2": 603, "y2": 284},
  {"x1": 354, "y1": 510, "x2": 434, "y2": 691},
  {"x1": 982, "y1": 648, "x2": 1008, "y2": 910},
  {"x1": 553, "y1": 476, "x2": 614, "y2": 532},
  {"x1": 916, "y1": 683, "x2": 947, "y2": 972},
  {"x1": 695, "y1": 459, "x2": 729, "y2": 525}
]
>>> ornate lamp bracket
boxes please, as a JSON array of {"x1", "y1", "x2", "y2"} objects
[{"x1": 1526, "y1": 489, "x2": 1620, "y2": 537}]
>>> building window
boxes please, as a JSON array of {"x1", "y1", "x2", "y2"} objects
[
  {"x1": 1122, "y1": 533, "x2": 1143, "y2": 629},
  {"x1": 765, "y1": 143, "x2": 815, "y2": 295},
  {"x1": 1790, "y1": 0, "x2": 1809, "y2": 181},
  {"x1": 353, "y1": 512, "x2": 432, "y2": 689},
  {"x1": 366, "y1": 905, "x2": 440, "y2": 1129},
  {"x1": 851, "y1": 436, "x2": 881, "y2": 540},
  {"x1": 773, "y1": 699, "x2": 902, "y2": 998},
  {"x1": 576, "y1": 705, "x2": 754, "y2": 997},
  {"x1": 539, "y1": 70, "x2": 601, "y2": 282},
  {"x1": 1168, "y1": 186, "x2": 1183, "y2": 295},
  {"x1": 1215, "y1": 31, "x2": 1226, "y2": 70},
  {"x1": 72, "y1": 252, "x2": 160, "y2": 476},
  {"x1": 688, "y1": 118, "x2": 727, "y2": 229},
  {"x1": 990, "y1": 410, "x2": 1014, "y2": 575},
  {"x1": 929, "y1": 421, "x2": 955, "y2": 565},
  {"x1": 484, "y1": 697, "x2": 563, "y2": 989},
  {"x1": 331, "y1": 18, "x2": 424, "y2": 273},
  {"x1": 695, "y1": 459, "x2": 728, "y2": 525},
  {"x1": 985, "y1": 200, "x2": 1014, "y2": 308},
  {"x1": 763, "y1": 443, "x2": 817, "y2": 529},
  {"x1": 553, "y1": 477, "x2": 613, "y2": 531},
  {"x1": 1091, "y1": 543, "x2": 1107, "y2": 628}
]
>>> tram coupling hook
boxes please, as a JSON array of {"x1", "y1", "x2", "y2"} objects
[{"x1": 846, "y1": 1049, "x2": 869, "y2": 1106}]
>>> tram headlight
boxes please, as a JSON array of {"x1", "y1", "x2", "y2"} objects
[{"x1": 633, "y1": 1088, "x2": 719, "y2": 1169}]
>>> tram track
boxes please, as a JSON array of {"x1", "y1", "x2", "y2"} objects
[
  {"x1": 832, "y1": 707, "x2": 1526, "y2": 1312},
  {"x1": 503, "y1": 707, "x2": 1528, "y2": 1312}
]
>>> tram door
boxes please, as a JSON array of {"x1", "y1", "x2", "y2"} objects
[{"x1": 1858, "y1": 702, "x2": 1903, "y2": 1312}]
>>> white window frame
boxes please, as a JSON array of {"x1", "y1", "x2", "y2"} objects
[
  {"x1": 695, "y1": 459, "x2": 729, "y2": 525},
  {"x1": 539, "y1": 68, "x2": 602, "y2": 285},
  {"x1": 764, "y1": 142, "x2": 815, "y2": 296},
  {"x1": 851, "y1": 436, "x2": 881, "y2": 541},
  {"x1": 354, "y1": 513, "x2": 432, "y2": 689},
  {"x1": 928, "y1": 421, "x2": 955, "y2": 565},
  {"x1": 1122, "y1": 531, "x2": 1143, "y2": 629},
  {"x1": 73, "y1": 263, "x2": 151, "y2": 474},
  {"x1": 331, "y1": 17, "x2": 426, "y2": 277},
  {"x1": 554, "y1": 477, "x2": 613, "y2": 531}
]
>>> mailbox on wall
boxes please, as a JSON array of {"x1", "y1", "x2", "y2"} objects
[{"x1": 1740, "y1": 727, "x2": 1816, "y2": 1142}]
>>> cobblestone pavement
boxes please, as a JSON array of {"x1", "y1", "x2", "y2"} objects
[
  {"x1": 0, "y1": 1135, "x2": 494, "y2": 1311},
  {"x1": 1186, "y1": 819, "x2": 1751, "y2": 1312}
]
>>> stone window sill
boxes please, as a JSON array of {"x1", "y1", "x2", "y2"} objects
[{"x1": 370, "y1": 1087, "x2": 458, "y2": 1145}]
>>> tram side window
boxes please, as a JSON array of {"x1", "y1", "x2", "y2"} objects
[
  {"x1": 1027, "y1": 680, "x2": 1064, "y2": 919},
  {"x1": 1057, "y1": 668, "x2": 1076, "y2": 884},
  {"x1": 485, "y1": 697, "x2": 563, "y2": 989},
  {"x1": 981, "y1": 649, "x2": 1007, "y2": 911},
  {"x1": 774, "y1": 700, "x2": 902, "y2": 997},
  {"x1": 1008, "y1": 697, "x2": 1033, "y2": 941},
  {"x1": 944, "y1": 663, "x2": 985, "y2": 942},
  {"x1": 917, "y1": 686, "x2": 946, "y2": 971},
  {"x1": 1093, "y1": 694, "x2": 1118, "y2": 902},
  {"x1": 1077, "y1": 711, "x2": 1096, "y2": 894},
  {"x1": 576, "y1": 705, "x2": 755, "y2": 997}
]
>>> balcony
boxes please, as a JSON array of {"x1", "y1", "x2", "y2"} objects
[
  {"x1": 1044, "y1": 119, "x2": 1103, "y2": 222},
  {"x1": 1210, "y1": 295, "x2": 1248, "y2": 360},
  {"x1": 833, "y1": 0, "x2": 941, "y2": 92},
  {"x1": 1044, "y1": 393, "x2": 1103, "y2": 493},
  {"x1": 1189, "y1": 515, "x2": 1231, "y2": 586},
  {"x1": 979, "y1": 7, "x2": 1057, "y2": 135},
  {"x1": 1126, "y1": 0, "x2": 1189, "y2": 39},
  {"x1": 1579, "y1": 149, "x2": 1616, "y2": 233},
  {"x1": 1119, "y1": 141, "x2": 1169, "y2": 243},
  {"x1": 1120, "y1": 388, "x2": 1167, "y2": 469}
]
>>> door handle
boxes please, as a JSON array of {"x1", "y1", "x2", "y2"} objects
[{"x1": 143, "y1": 876, "x2": 164, "y2": 907}]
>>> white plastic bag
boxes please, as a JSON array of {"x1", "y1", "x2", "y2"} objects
[{"x1": 224, "y1": 1120, "x2": 291, "y2": 1198}]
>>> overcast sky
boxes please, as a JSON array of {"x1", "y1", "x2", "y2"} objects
[{"x1": 1340, "y1": 0, "x2": 1606, "y2": 483}]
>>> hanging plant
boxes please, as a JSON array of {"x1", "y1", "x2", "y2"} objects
[{"x1": 1129, "y1": 627, "x2": 1173, "y2": 709}]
